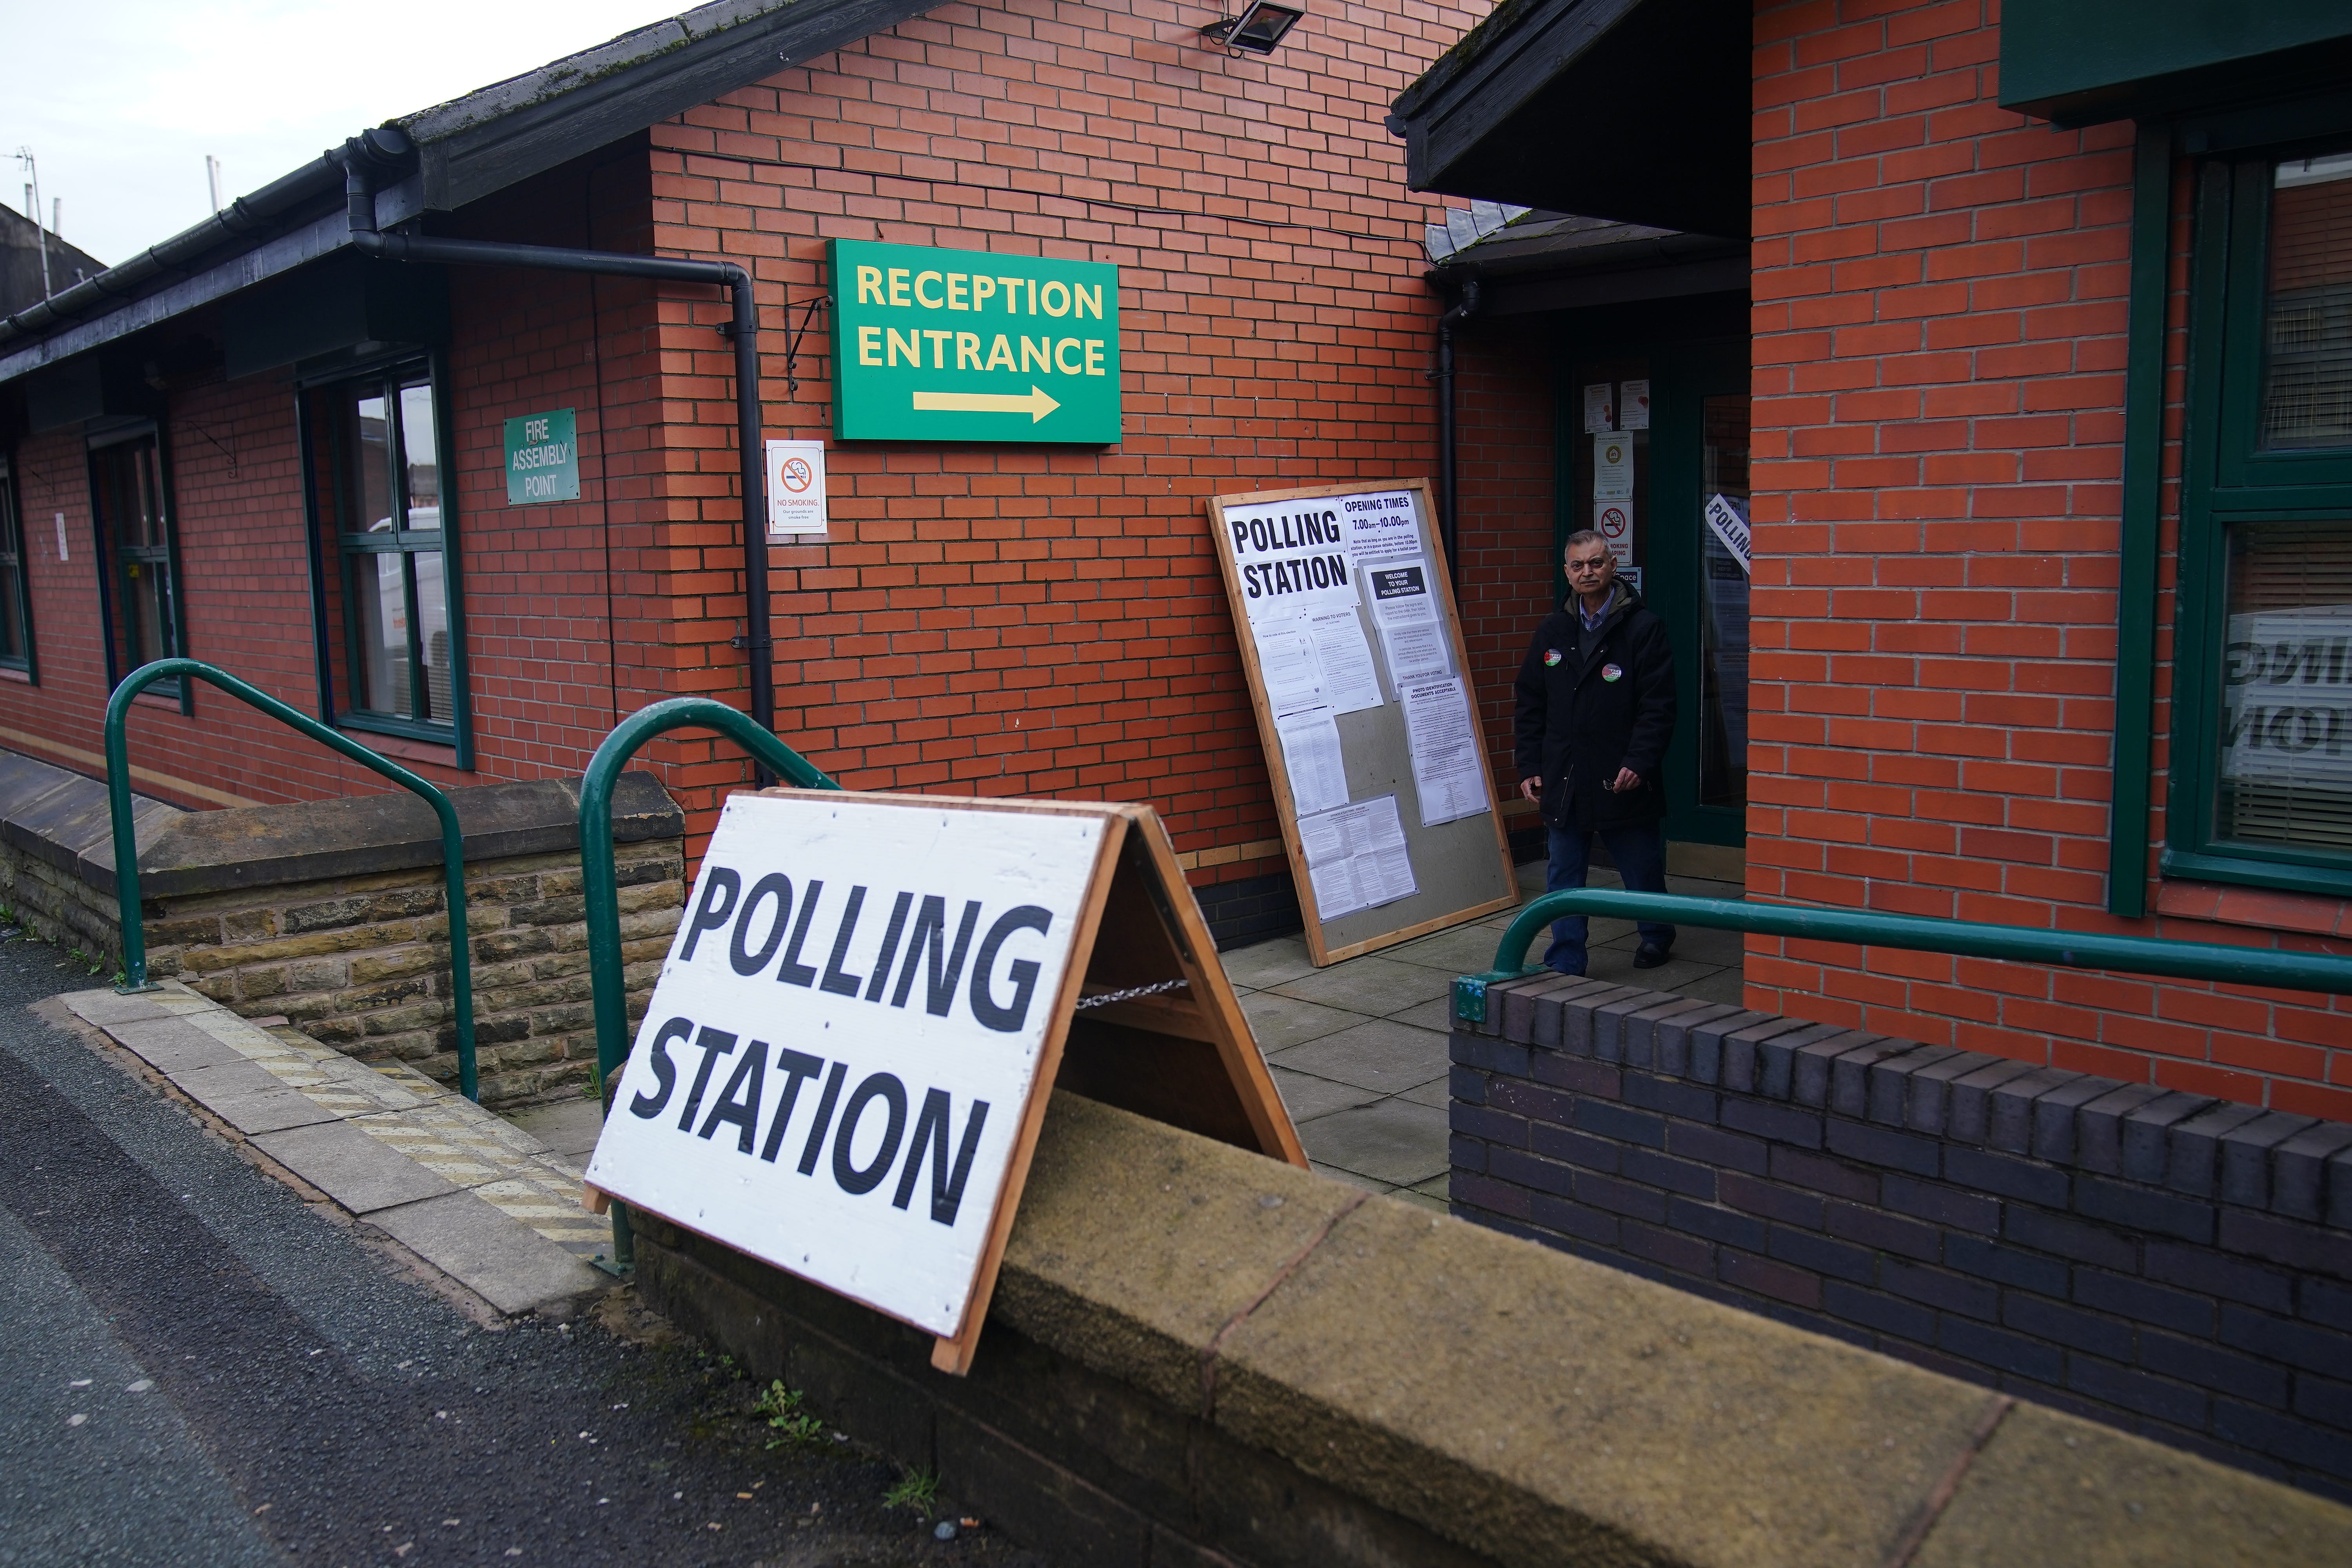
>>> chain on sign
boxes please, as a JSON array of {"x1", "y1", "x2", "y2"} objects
[{"x1": 1072, "y1": 978, "x2": 1191, "y2": 1011}]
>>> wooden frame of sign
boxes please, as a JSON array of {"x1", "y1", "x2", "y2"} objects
[
  {"x1": 1206, "y1": 479, "x2": 1520, "y2": 967},
  {"x1": 583, "y1": 789, "x2": 1300, "y2": 1378}
]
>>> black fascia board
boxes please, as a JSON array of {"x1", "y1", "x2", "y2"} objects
[
  {"x1": 403, "y1": 0, "x2": 940, "y2": 216},
  {"x1": 0, "y1": 0, "x2": 938, "y2": 384},
  {"x1": 1390, "y1": 0, "x2": 1748, "y2": 238}
]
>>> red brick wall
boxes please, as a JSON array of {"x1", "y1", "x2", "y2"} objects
[
  {"x1": 635, "y1": 0, "x2": 1494, "y2": 875},
  {"x1": 1453, "y1": 325, "x2": 1561, "y2": 822},
  {"x1": 1748, "y1": 0, "x2": 2351, "y2": 1117}
]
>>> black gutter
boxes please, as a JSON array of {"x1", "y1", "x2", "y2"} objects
[
  {"x1": 0, "y1": 152, "x2": 348, "y2": 344},
  {"x1": 1433, "y1": 274, "x2": 1481, "y2": 585},
  {"x1": 339, "y1": 127, "x2": 779, "y2": 768}
]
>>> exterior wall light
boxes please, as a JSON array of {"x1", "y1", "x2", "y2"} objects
[{"x1": 1199, "y1": 1, "x2": 1304, "y2": 55}]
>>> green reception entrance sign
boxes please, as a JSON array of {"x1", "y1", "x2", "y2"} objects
[{"x1": 828, "y1": 240, "x2": 1120, "y2": 444}]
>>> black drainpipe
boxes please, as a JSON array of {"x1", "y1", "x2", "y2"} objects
[
  {"x1": 1433, "y1": 273, "x2": 1481, "y2": 585},
  {"x1": 339, "y1": 128, "x2": 779, "y2": 771}
]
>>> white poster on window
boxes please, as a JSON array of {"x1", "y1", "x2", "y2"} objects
[
  {"x1": 1619, "y1": 379, "x2": 1651, "y2": 430},
  {"x1": 1593, "y1": 433, "x2": 1635, "y2": 501},
  {"x1": 1597, "y1": 500, "x2": 1635, "y2": 568},
  {"x1": 1582, "y1": 383, "x2": 1614, "y2": 433},
  {"x1": 2221, "y1": 604, "x2": 2352, "y2": 791},
  {"x1": 1704, "y1": 493, "x2": 1752, "y2": 576},
  {"x1": 584, "y1": 793, "x2": 1103, "y2": 1340}
]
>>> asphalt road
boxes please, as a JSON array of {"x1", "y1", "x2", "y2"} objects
[{"x1": 0, "y1": 933, "x2": 1046, "y2": 1568}]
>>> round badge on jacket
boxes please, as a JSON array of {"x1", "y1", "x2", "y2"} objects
[
  {"x1": 1543, "y1": 649, "x2": 1562, "y2": 666},
  {"x1": 1601, "y1": 662, "x2": 1624, "y2": 682}
]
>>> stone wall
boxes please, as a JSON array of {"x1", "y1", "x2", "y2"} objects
[
  {"x1": 636, "y1": 1091, "x2": 2352, "y2": 1568},
  {"x1": 1449, "y1": 973, "x2": 2352, "y2": 1500},
  {"x1": 0, "y1": 748, "x2": 684, "y2": 1105}
]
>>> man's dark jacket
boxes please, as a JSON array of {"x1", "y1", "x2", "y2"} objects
[{"x1": 1513, "y1": 581, "x2": 1676, "y2": 831}]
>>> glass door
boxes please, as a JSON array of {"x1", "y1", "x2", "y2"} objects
[{"x1": 1697, "y1": 393, "x2": 1750, "y2": 813}]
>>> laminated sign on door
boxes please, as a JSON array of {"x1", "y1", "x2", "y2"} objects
[{"x1": 583, "y1": 789, "x2": 1300, "y2": 1374}]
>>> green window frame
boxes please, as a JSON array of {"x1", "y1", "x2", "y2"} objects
[
  {"x1": 0, "y1": 454, "x2": 35, "y2": 681},
  {"x1": 87, "y1": 424, "x2": 190, "y2": 713},
  {"x1": 298, "y1": 356, "x2": 474, "y2": 765},
  {"x1": 2164, "y1": 130, "x2": 2352, "y2": 899}
]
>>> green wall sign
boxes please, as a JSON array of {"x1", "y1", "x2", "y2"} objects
[
  {"x1": 828, "y1": 240, "x2": 1120, "y2": 444},
  {"x1": 504, "y1": 408, "x2": 579, "y2": 505}
]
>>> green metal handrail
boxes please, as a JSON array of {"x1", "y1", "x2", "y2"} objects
[
  {"x1": 577, "y1": 698, "x2": 839, "y2": 1270},
  {"x1": 1453, "y1": 889, "x2": 2352, "y2": 1024},
  {"x1": 105, "y1": 659, "x2": 480, "y2": 1100}
]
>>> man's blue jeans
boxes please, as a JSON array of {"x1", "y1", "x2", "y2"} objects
[{"x1": 1543, "y1": 821, "x2": 1675, "y2": 976}]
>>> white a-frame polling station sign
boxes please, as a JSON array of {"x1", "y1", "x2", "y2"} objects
[{"x1": 583, "y1": 789, "x2": 1302, "y2": 1374}]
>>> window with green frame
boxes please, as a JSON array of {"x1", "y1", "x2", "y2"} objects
[
  {"x1": 87, "y1": 425, "x2": 188, "y2": 708},
  {"x1": 0, "y1": 454, "x2": 34, "y2": 680},
  {"x1": 305, "y1": 359, "x2": 471, "y2": 759},
  {"x1": 2171, "y1": 139, "x2": 2352, "y2": 897}
]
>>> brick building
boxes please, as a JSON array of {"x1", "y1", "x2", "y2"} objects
[
  {"x1": 0, "y1": 0, "x2": 2347, "y2": 1119},
  {"x1": 0, "y1": 0, "x2": 1491, "y2": 947},
  {"x1": 1394, "y1": 1, "x2": 2352, "y2": 1121}
]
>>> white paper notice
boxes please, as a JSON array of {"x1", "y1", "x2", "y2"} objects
[
  {"x1": 1380, "y1": 621, "x2": 1452, "y2": 686},
  {"x1": 1297, "y1": 795, "x2": 1417, "y2": 922},
  {"x1": 1704, "y1": 492, "x2": 1752, "y2": 575},
  {"x1": 1338, "y1": 490, "x2": 1422, "y2": 564},
  {"x1": 1306, "y1": 605, "x2": 1385, "y2": 714},
  {"x1": 1276, "y1": 707, "x2": 1350, "y2": 816},
  {"x1": 1582, "y1": 383, "x2": 1614, "y2": 433},
  {"x1": 1367, "y1": 557, "x2": 1450, "y2": 685},
  {"x1": 1593, "y1": 433, "x2": 1635, "y2": 500},
  {"x1": 1619, "y1": 379, "x2": 1651, "y2": 430},
  {"x1": 1254, "y1": 617, "x2": 1327, "y2": 717},
  {"x1": 1401, "y1": 676, "x2": 1491, "y2": 828},
  {"x1": 1597, "y1": 499, "x2": 1635, "y2": 568},
  {"x1": 1224, "y1": 499, "x2": 1360, "y2": 623},
  {"x1": 764, "y1": 439, "x2": 828, "y2": 535}
]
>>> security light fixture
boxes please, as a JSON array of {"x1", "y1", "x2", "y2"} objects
[{"x1": 1200, "y1": 0, "x2": 1303, "y2": 56}]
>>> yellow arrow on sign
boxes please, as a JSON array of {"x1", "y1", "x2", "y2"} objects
[{"x1": 911, "y1": 385, "x2": 1060, "y2": 423}]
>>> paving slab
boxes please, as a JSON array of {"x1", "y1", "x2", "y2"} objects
[
  {"x1": 1379, "y1": 924, "x2": 1512, "y2": 974},
  {"x1": 1218, "y1": 935, "x2": 1318, "y2": 991},
  {"x1": 249, "y1": 1121, "x2": 459, "y2": 1214},
  {"x1": 105, "y1": 1015, "x2": 247, "y2": 1074},
  {"x1": 1270, "y1": 956, "x2": 1445, "y2": 1018},
  {"x1": 1297, "y1": 1097, "x2": 1450, "y2": 1187},
  {"x1": 1398, "y1": 1077, "x2": 1451, "y2": 1108},
  {"x1": 1268, "y1": 1066, "x2": 1385, "y2": 1124},
  {"x1": 366, "y1": 1191, "x2": 607, "y2": 1317},
  {"x1": 63, "y1": 988, "x2": 219, "y2": 1027},
  {"x1": 505, "y1": 1097, "x2": 605, "y2": 1162},
  {"x1": 1270, "y1": 1017, "x2": 1450, "y2": 1094},
  {"x1": 164, "y1": 1060, "x2": 343, "y2": 1135},
  {"x1": 1384, "y1": 996, "x2": 1458, "y2": 1031},
  {"x1": 1238, "y1": 991, "x2": 1364, "y2": 1052}
]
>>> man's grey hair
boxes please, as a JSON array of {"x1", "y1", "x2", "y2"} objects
[{"x1": 1563, "y1": 529, "x2": 1609, "y2": 554}]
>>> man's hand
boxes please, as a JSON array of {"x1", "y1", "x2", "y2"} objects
[
  {"x1": 1519, "y1": 776, "x2": 1541, "y2": 804},
  {"x1": 1608, "y1": 766, "x2": 1641, "y2": 793}
]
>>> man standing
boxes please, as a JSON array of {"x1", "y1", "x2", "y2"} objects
[{"x1": 1513, "y1": 530, "x2": 1677, "y2": 975}]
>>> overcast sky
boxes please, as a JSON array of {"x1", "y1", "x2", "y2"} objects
[{"x1": 2, "y1": 0, "x2": 697, "y2": 268}]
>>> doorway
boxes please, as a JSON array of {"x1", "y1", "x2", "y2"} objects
[{"x1": 1558, "y1": 332, "x2": 1749, "y2": 853}]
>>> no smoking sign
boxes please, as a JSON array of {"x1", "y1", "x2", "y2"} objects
[{"x1": 765, "y1": 439, "x2": 829, "y2": 536}]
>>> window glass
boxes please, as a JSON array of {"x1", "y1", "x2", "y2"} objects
[
  {"x1": 1699, "y1": 396, "x2": 1751, "y2": 810},
  {"x1": 90, "y1": 435, "x2": 180, "y2": 675},
  {"x1": 319, "y1": 365, "x2": 457, "y2": 735},
  {"x1": 0, "y1": 464, "x2": 24, "y2": 666},
  {"x1": 346, "y1": 392, "x2": 395, "y2": 533},
  {"x1": 400, "y1": 383, "x2": 441, "y2": 531},
  {"x1": 355, "y1": 552, "x2": 408, "y2": 714},
  {"x1": 2261, "y1": 150, "x2": 2352, "y2": 450},
  {"x1": 2216, "y1": 521, "x2": 2352, "y2": 850}
]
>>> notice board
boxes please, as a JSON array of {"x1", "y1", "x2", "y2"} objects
[
  {"x1": 1207, "y1": 480, "x2": 1519, "y2": 966},
  {"x1": 583, "y1": 789, "x2": 1300, "y2": 1375}
]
